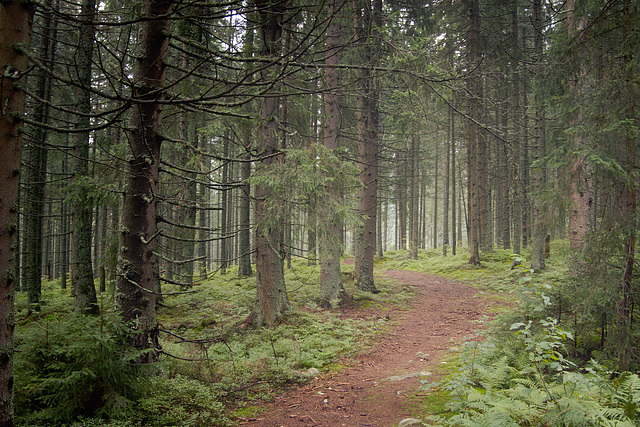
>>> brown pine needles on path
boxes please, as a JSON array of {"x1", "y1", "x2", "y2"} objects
[{"x1": 242, "y1": 270, "x2": 490, "y2": 426}]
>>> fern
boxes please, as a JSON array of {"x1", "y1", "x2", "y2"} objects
[{"x1": 432, "y1": 318, "x2": 640, "y2": 427}]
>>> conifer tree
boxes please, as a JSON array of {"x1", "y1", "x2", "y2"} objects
[
  {"x1": 0, "y1": 2, "x2": 34, "y2": 423},
  {"x1": 254, "y1": 0, "x2": 289, "y2": 326},
  {"x1": 115, "y1": 0, "x2": 172, "y2": 361}
]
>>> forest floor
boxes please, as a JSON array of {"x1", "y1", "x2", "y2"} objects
[{"x1": 241, "y1": 269, "x2": 493, "y2": 426}]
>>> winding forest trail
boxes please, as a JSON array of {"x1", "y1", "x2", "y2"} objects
[{"x1": 242, "y1": 270, "x2": 491, "y2": 426}]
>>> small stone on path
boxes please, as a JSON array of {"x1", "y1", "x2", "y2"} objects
[{"x1": 399, "y1": 418, "x2": 424, "y2": 426}]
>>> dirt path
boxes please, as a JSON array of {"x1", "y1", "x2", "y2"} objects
[{"x1": 243, "y1": 270, "x2": 487, "y2": 426}]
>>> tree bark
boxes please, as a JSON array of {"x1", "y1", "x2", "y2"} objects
[
  {"x1": 319, "y1": 0, "x2": 346, "y2": 307},
  {"x1": 409, "y1": 132, "x2": 419, "y2": 259},
  {"x1": 530, "y1": 0, "x2": 546, "y2": 272},
  {"x1": 451, "y1": 110, "x2": 457, "y2": 255},
  {"x1": 354, "y1": 0, "x2": 381, "y2": 293},
  {"x1": 567, "y1": 0, "x2": 593, "y2": 255},
  {"x1": 72, "y1": 0, "x2": 98, "y2": 315},
  {"x1": 617, "y1": 0, "x2": 635, "y2": 372},
  {"x1": 254, "y1": 0, "x2": 289, "y2": 327},
  {"x1": 511, "y1": 0, "x2": 522, "y2": 256},
  {"x1": 432, "y1": 134, "x2": 438, "y2": 251},
  {"x1": 443, "y1": 107, "x2": 451, "y2": 256},
  {"x1": 0, "y1": 2, "x2": 33, "y2": 424},
  {"x1": 116, "y1": 0, "x2": 172, "y2": 362},
  {"x1": 24, "y1": 0, "x2": 57, "y2": 311},
  {"x1": 466, "y1": 0, "x2": 481, "y2": 264},
  {"x1": 238, "y1": 12, "x2": 255, "y2": 278}
]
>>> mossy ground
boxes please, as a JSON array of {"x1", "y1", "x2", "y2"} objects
[{"x1": 13, "y1": 241, "x2": 576, "y2": 425}]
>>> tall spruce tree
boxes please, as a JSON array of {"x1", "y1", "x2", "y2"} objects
[{"x1": 0, "y1": 2, "x2": 34, "y2": 423}]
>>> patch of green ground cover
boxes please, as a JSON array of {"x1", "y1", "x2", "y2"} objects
[
  {"x1": 12, "y1": 256, "x2": 412, "y2": 426},
  {"x1": 395, "y1": 241, "x2": 640, "y2": 426},
  {"x1": 373, "y1": 243, "x2": 577, "y2": 425},
  {"x1": 150, "y1": 258, "x2": 410, "y2": 423}
]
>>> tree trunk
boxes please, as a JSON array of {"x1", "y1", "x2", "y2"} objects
[
  {"x1": 395, "y1": 147, "x2": 406, "y2": 250},
  {"x1": 409, "y1": 132, "x2": 419, "y2": 259},
  {"x1": 24, "y1": 0, "x2": 57, "y2": 312},
  {"x1": 617, "y1": 0, "x2": 635, "y2": 372},
  {"x1": 254, "y1": 0, "x2": 289, "y2": 327},
  {"x1": 443, "y1": 107, "x2": 451, "y2": 256},
  {"x1": 511, "y1": 0, "x2": 522, "y2": 256},
  {"x1": 0, "y1": 2, "x2": 33, "y2": 424},
  {"x1": 355, "y1": 0, "x2": 381, "y2": 293},
  {"x1": 220, "y1": 138, "x2": 230, "y2": 275},
  {"x1": 567, "y1": 0, "x2": 593, "y2": 255},
  {"x1": 530, "y1": 0, "x2": 546, "y2": 272},
  {"x1": 451, "y1": 111, "x2": 457, "y2": 255},
  {"x1": 432, "y1": 134, "x2": 439, "y2": 250},
  {"x1": 116, "y1": 0, "x2": 172, "y2": 362},
  {"x1": 72, "y1": 0, "x2": 98, "y2": 315},
  {"x1": 319, "y1": 0, "x2": 346, "y2": 307},
  {"x1": 466, "y1": 0, "x2": 481, "y2": 264}
]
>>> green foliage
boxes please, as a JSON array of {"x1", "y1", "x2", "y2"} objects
[
  {"x1": 249, "y1": 144, "x2": 362, "y2": 243},
  {"x1": 14, "y1": 311, "x2": 149, "y2": 425},
  {"x1": 133, "y1": 375, "x2": 228, "y2": 426},
  {"x1": 432, "y1": 318, "x2": 640, "y2": 427}
]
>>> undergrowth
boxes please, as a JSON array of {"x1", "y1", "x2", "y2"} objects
[
  {"x1": 392, "y1": 241, "x2": 640, "y2": 426},
  {"x1": 16, "y1": 241, "x2": 633, "y2": 426},
  {"x1": 13, "y1": 257, "x2": 404, "y2": 426}
]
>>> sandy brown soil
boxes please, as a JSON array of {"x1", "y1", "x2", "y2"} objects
[{"x1": 241, "y1": 270, "x2": 488, "y2": 427}]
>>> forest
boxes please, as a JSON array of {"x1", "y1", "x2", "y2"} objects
[{"x1": 0, "y1": 0, "x2": 639, "y2": 425}]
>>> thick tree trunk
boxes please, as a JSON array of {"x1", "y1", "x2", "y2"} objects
[
  {"x1": 567, "y1": 0, "x2": 593, "y2": 254},
  {"x1": 116, "y1": 0, "x2": 172, "y2": 362},
  {"x1": 355, "y1": 0, "x2": 381, "y2": 293},
  {"x1": 0, "y1": 2, "x2": 33, "y2": 424},
  {"x1": 254, "y1": 0, "x2": 289, "y2": 327},
  {"x1": 319, "y1": 0, "x2": 346, "y2": 307},
  {"x1": 72, "y1": 0, "x2": 98, "y2": 314}
]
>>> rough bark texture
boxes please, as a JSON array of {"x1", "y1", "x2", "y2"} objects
[
  {"x1": 254, "y1": 0, "x2": 289, "y2": 327},
  {"x1": 0, "y1": 2, "x2": 33, "y2": 424},
  {"x1": 355, "y1": 0, "x2": 381, "y2": 293},
  {"x1": 72, "y1": 0, "x2": 98, "y2": 315},
  {"x1": 116, "y1": 0, "x2": 172, "y2": 362},
  {"x1": 319, "y1": 0, "x2": 345, "y2": 307}
]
